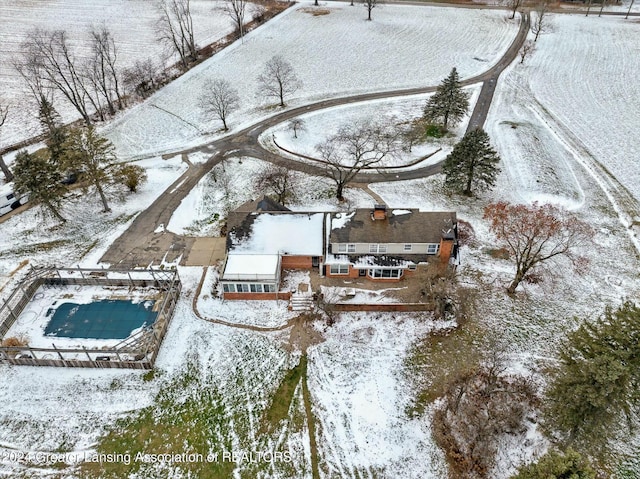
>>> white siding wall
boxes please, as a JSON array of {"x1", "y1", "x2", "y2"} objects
[{"x1": 332, "y1": 242, "x2": 440, "y2": 255}]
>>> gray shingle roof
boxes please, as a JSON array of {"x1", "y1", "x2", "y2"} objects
[{"x1": 330, "y1": 209, "x2": 457, "y2": 244}]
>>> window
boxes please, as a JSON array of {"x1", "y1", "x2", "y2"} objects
[
  {"x1": 338, "y1": 244, "x2": 356, "y2": 253},
  {"x1": 369, "y1": 269, "x2": 402, "y2": 279},
  {"x1": 330, "y1": 264, "x2": 349, "y2": 275},
  {"x1": 250, "y1": 284, "x2": 263, "y2": 293},
  {"x1": 263, "y1": 284, "x2": 276, "y2": 293},
  {"x1": 236, "y1": 283, "x2": 249, "y2": 292},
  {"x1": 223, "y1": 283, "x2": 235, "y2": 293},
  {"x1": 369, "y1": 244, "x2": 387, "y2": 254},
  {"x1": 408, "y1": 264, "x2": 417, "y2": 271},
  {"x1": 427, "y1": 244, "x2": 440, "y2": 255},
  {"x1": 6, "y1": 193, "x2": 14, "y2": 200},
  {"x1": 404, "y1": 244, "x2": 412, "y2": 251}
]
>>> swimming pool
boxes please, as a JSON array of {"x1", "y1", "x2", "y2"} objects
[{"x1": 44, "y1": 300, "x2": 157, "y2": 340}]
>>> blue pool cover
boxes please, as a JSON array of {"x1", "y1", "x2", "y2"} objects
[{"x1": 44, "y1": 300, "x2": 157, "y2": 340}]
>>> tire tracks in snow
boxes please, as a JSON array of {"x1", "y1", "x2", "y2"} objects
[{"x1": 529, "y1": 99, "x2": 640, "y2": 255}]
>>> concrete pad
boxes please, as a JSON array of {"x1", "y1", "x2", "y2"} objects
[{"x1": 182, "y1": 237, "x2": 226, "y2": 266}]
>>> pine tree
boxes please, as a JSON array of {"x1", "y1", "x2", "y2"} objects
[
  {"x1": 443, "y1": 128, "x2": 500, "y2": 196},
  {"x1": 13, "y1": 150, "x2": 67, "y2": 223},
  {"x1": 545, "y1": 302, "x2": 640, "y2": 454},
  {"x1": 64, "y1": 126, "x2": 117, "y2": 212},
  {"x1": 38, "y1": 97, "x2": 67, "y2": 167},
  {"x1": 423, "y1": 67, "x2": 470, "y2": 131}
]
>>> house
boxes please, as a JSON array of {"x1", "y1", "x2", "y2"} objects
[
  {"x1": 220, "y1": 197, "x2": 325, "y2": 299},
  {"x1": 220, "y1": 199, "x2": 457, "y2": 299},
  {"x1": 324, "y1": 205, "x2": 457, "y2": 281}
]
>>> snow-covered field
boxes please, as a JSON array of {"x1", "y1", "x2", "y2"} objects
[
  {"x1": 102, "y1": 3, "x2": 517, "y2": 160},
  {"x1": 1, "y1": 4, "x2": 640, "y2": 479},
  {"x1": 0, "y1": 0, "x2": 235, "y2": 148}
]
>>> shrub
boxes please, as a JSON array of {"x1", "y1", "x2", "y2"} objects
[{"x1": 511, "y1": 449, "x2": 595, "y2": 479}]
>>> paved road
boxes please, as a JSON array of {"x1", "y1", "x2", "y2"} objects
[{"x1": 100, "y1": 10, "x2": 530, "y2": 267}]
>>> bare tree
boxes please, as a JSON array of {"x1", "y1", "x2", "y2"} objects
[
  {"x1": 257, "y1": 55, "x2": 302, "y2": 107},
  {"x1": 253, "y1": 161, "x2": 300, "y2": 206},
  {"x1": 87, "y1": 26, "x2": 124, "y2": 114},
  {"x1": 316, "y1": 120, "x2": 400, "y2": 201},
  {"x1": 598, "y1": 0, "x2": 608, "y2": 16},
  {"x1": 157, "y1": 0, "x2": 197, "y2": 70},
  {"x1": 0, "y1": 101, "x2": 13, "y2": 182},
  {"x1": 586, "y1": 0, "x2": 593, "y2": 16},
  {"x1": 225, "y1": 0, "x2": 248, "y2": 40},
  {"x1": 531, "y1": 1, "x2": 551, "y2": 42},
  {"x1": 363, "y1": 0, "x2": 379, "y2": 20},
  {"x1": 519, "y1": 40, "x2": 535, "y2": 64},
  {"x1": 199, "y1": 79, "x2": 240, "y2": 131},
  {"x1": 288, "y1": 118, "x2": 306, "y2": 139},
  {"x1": 484, "y1": 202, "x2": 591, "y2": 294},
  {"x1": 21, "y1": 29, "x2": 94, "y2": 124},
  {"x1": 626, "y1": 0, "x2": 635, "y2": 19},
  {"x1": 505, "y1": 0, "x2": 524, "y2": 19}
]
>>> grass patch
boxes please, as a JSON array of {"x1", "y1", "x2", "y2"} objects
[
  {"x1": 0, "y1": 239, "x2": 71, "y2": 258},
  {"x1": 80, "y1": 360, "x2": 236, "y2": 479},
  {"x1": 261, "y1": 355, "x2": 306, "y2": 434}
]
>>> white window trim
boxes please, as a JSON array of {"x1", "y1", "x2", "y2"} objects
[
  {"x1": 369, "y1": 244, "x2": 387, "y2": 254},
  {"x1": 330, "y1": 264, "x2": 349, "y2": 275},
  {"x1": 404, "y1": 244, "x2": 412, "y2": 251},
  {"x1": 427, "y1": 244, "x2": 440, "y2": 254}
]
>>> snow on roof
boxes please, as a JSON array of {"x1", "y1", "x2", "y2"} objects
[
  {"x1": 392, "y1": 209, "x2": 411, "y2": 216},
  {"x1": 230, "y1": 213, "x2": 324, "y2": 256},
  {"x1": 222, "y1": 254, "x2": 279, "y2": 281},
  {"x1": 331, "y1": 211, "x2": 355, "y2": 230}
]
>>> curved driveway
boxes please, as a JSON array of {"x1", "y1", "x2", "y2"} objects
[{"x1": 100, "y1": 10, "x2": 530, "y2": 267}]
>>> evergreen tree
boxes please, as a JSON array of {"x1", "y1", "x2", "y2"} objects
[
  {"x1": 423, "y1": 67, "x2": 470, "y2": 131},
  {"x1": 38, "y1": 96, "x2": 67, "y2": 166},
  {"x1": 64, "y1": 126, "x2": 116, "y2": 212},
  {"x1": 512, "y1": 449, "x2": 595, "y2": 479},
  {"x1": 545, "y1": 302, "x2": 640, "y2": 454},
  {"x1": 443, "y1": 128, "x2": 500, "y2": 196},
  {"x1": 13, "y1": 150, "x2": 67, "y2": 223}
]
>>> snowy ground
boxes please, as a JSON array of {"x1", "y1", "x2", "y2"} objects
[
  {"x1": 262, "y1": 87, "x2": 481, "y2": 170},
  {"x1": 0, "y1": 155, "x2": 186, "y2": 286},
  {"x1": 100, "y1": 3, "x2": 517, "y2": 160},
  {"x1": 0, "y1": 0, "x2": 235, "y2": 149},
  {"x1": 1, "y1": 5, "x2": 640, "y2": 479},
  {"x1": 166, "y1": 156, "x2": 376, "y2": 237}
]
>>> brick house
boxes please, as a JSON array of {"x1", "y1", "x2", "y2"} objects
[
  {"x1": 220, "y1": 197, "x2": 324, "y2": 299},
  {"x1": 220, "y1": 199, "x2": 458, "y2": 299},
  {"x1": 324, "y1": 205, "x2": 457, "y2": 281}
]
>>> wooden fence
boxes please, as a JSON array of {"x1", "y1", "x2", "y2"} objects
[{"x1": 0, "y1": 266, "x2": 181, "y2": 369}]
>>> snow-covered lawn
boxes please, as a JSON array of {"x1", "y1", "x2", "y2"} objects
[
  {"x1": 1, "y1": 5, "x2": 640, "y2": 479},
  {"x1": 262, "y1": 87, "x2": 481, "y2": 170},
  {"x1": 0, "y1": 155, "x2": 186, "y2": 286},
  {"x1": 520, "y1": 14, "x2": 640, "y2": 203},
  {"x1": 0, "y1": 0, "x2": 235, "y2": 148},
  {"x1": 102, "y1": 3, "x2": 518, "y2": 159},
  {"x1": 166, "y1": 156, "x2": 376, "y2": 237}
]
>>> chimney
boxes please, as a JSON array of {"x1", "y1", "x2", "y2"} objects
[{"x1": 372, "y1": 204, "x2": 387, "y2": 221}]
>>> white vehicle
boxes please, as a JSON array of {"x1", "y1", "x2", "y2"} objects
[{"x1": 0, "y1": 183, "x2": 28, "y2": 217}]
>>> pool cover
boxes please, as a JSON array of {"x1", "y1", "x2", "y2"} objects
[{"x1": 44, "y1": 300, "x2": 157, "y2": 340}]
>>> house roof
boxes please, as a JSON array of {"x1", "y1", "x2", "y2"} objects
[
  {"x1": 233, "y1": 195, "x2": 291, "y2": 214},
  {"x1": 330, "y1": 209, "x2": 456, "y2": 244},
  {"x1": 222, "y1": 253, "x2": 279, "y2": 281},
  {"x1": 228, "y1": 212, "x2": 325, "y2": 256}
]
